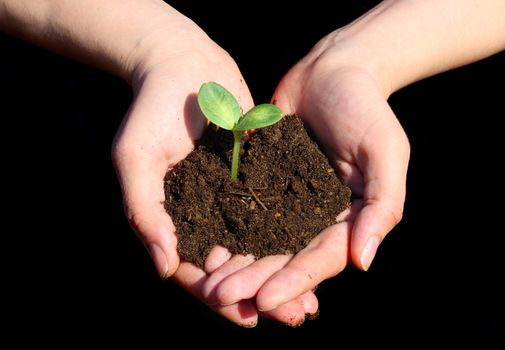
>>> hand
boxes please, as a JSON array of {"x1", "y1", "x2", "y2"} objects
[
  {"x1": 200, "y1": 33, "x2": 410, "y2": 315},
  {"x1": 111, "y1": 23, "x2": 319, "y2": 326},
  {"x1": 4, "y1": 0, "x2": 501, "y2": 329}
]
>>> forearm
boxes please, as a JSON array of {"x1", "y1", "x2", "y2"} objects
[
  {"x1": 0, "y1": 0, "x2": 207, "y2": 82},
  {"x1": 336, "y1": 0, "x2": 505, "y2": 95}
]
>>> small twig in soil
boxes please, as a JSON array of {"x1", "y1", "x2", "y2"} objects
[
  {"x1": 248, "y1": 187, "x2": 268, "y2": 210},
  {"x1": 226, "y1": 190, "x2": 251, "y2": 197},
  {"x1": 260, "y1": 196, "x2": 282, "y2": 202}
]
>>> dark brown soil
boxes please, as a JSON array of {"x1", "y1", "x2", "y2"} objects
[{"x1": 164, "y1": 115, "x2": 351, "y2": 268}]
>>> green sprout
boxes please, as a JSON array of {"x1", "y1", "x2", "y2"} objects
[{"x1": 197, "y1": 81, "x2": 282, "y2": 181}]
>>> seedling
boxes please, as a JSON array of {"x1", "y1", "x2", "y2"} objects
[{"x1": 197, "y1": 81, "x2": 282, "y2": 181}]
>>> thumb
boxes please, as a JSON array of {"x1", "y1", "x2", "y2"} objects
[
  {"x1": 112, "y1": 141, "x2": 180, "y2": 279},
  {"x1": 351, "y1": 104, "x2": 410, "y2": 271},
  {"x1": 271, "y1": 67, "x2": 303, "y2": 116}
]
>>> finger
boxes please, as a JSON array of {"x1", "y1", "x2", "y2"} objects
[
  {"x1": 201, "y1": 254, "x2": 256, "y2": 304},
  {"x1": 111, "y1": 79, "x2": 205, "y2": 279},
  {"x1": 335, "y1": 199, "x2": 363, "y2": 223},
  {"x1": 215, "y1": 255, "x2": 292, "y2": 306},
  {"x1": 270, "y1": 65, "x2": 304, "y2": 116},
  {"x1": 352, "y1": 109, "x2": 410, "y2": 271},
  {"x1": 256, "y1": 222, "x2": 351, "y2": 312},
  {"x1": 299, "y1": 290, "x2": 319, "y2": 316},
  {"x1": 112, "y1": 146, "x2": 179, "y2": 279},
  {"x1": 173, "y1": 261, "x2": 258, "y2": 327},
  {"x1": 261, "y1": 291, "x2": 318, "y2": 327},
  {"x1": 204, "y1": 245, "x2": 232, "y2": 274},
  {"x1": 334, "y1": 159, "x2": 364, "y2": 196}
]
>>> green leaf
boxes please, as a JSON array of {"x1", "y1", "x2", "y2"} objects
[
  {"x1": 235, "y1": 104, "x2": 282, "y2": 131},
  {"x1": 197, "y1": 82, "x2": 241, "y2": 130}
]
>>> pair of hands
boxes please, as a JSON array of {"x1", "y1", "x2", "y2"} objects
[
  {"x1": 3, "y1": 0, "x2": 502, "y2": 329},
  {"x1": 112, "y1": 26, "x2": 410, "y2": 327}
]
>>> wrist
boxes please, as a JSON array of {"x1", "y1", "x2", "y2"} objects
[
  {"x1": 305, "y1": 29, "x2": 394, "y2": 98},
  {"x1": 125, "y1": 19, "x2": 222, "y2": 90},
  {"x1": 0, "y1": 0, "x2": 218, "y2": 87},
  {"x1": 318, "y1": 0, "x2": 505, "y2": 96}
]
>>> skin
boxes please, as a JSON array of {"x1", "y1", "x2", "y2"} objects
[
  {"x1": 0, "y1": 0, "x2": 317, "y2": 327},
  {"x1": 198, "y1": 0, "x2": 505, "y2": 314},
  {"x1": 2, "y1": 0, "x2": 504, "y2": 326}
]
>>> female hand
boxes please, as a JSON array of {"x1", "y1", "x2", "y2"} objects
[
  {"x1": 200, "y1": 32, "x2": 410, "y2": 315},
  {"x1": 111, "y1": 9, "x2": 318, "y2": 327}
]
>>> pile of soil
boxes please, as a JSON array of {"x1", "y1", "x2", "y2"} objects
[{"x1": 164, "y1": 115, "x2": 351, "y2": 268}]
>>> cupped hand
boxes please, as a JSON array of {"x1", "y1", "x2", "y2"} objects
[
  {"x1": 111, "y1": 26, "x2": 318, "y2": 326},
  {"x1": 201, "y1": 35, "x2": 410, "y2": 314}
]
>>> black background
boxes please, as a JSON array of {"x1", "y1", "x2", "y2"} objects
[{"x1": 2, "y1": 0, "x2": 504, "y2": 338}]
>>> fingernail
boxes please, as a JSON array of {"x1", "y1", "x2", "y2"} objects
[
  {"x1": 149, "y1": 243, "x2": 169, "y2": 279},
  {"x1": 360, "y1": 235, "x2": 381, "y2": 271},
  {"x1": 236, "y1": 321, "x2": 257, "y2": 328}
]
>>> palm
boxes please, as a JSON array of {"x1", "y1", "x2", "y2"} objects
[
  {"x1": 113, "y1": 44, "x2": 319, "y2": 326},
  {"x1": 200, "y1": 59, "x2": 409, "y2": 313}
]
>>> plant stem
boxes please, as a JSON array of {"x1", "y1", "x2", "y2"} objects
[{"x1": 231, "y1": 130, "x2": 241, "y2": 181}]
